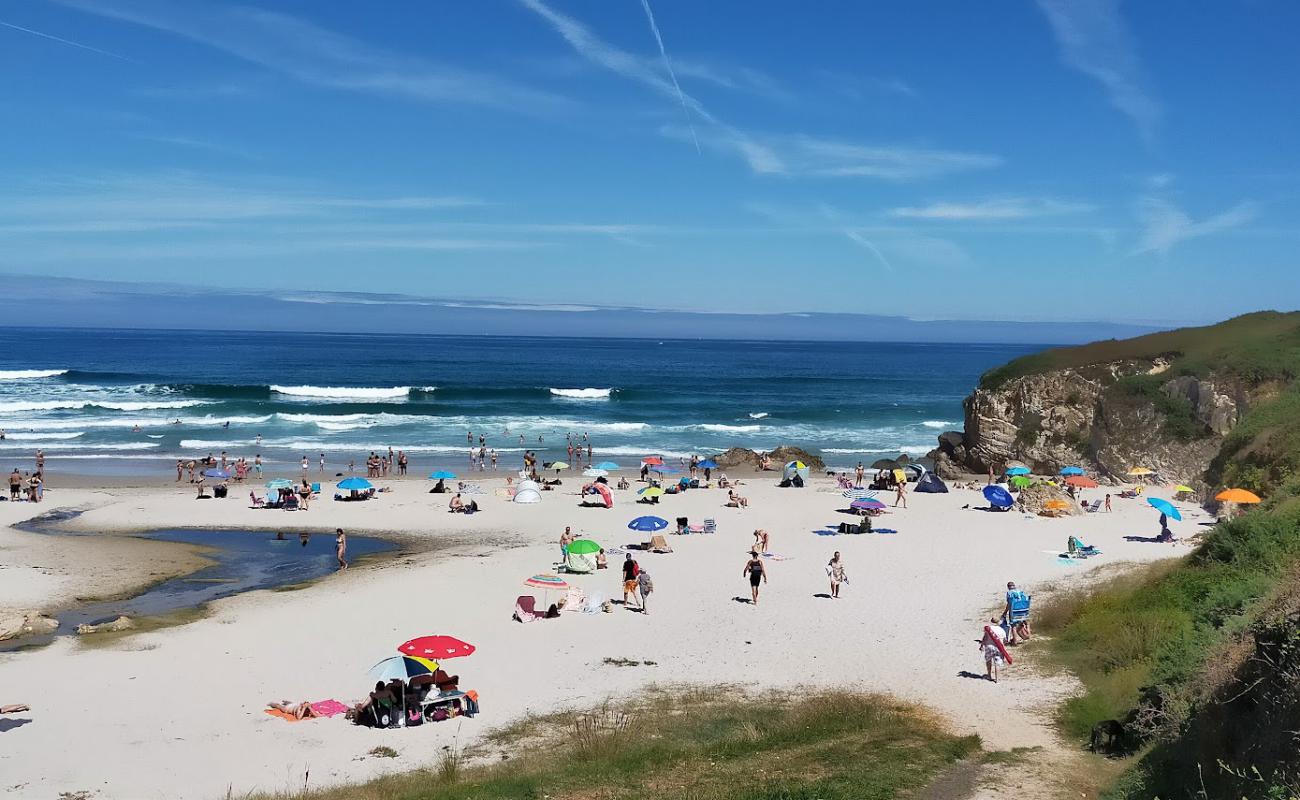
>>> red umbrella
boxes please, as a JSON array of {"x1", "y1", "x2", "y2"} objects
[
  {"x1": 641, "y1": 456, "x2": 664, "y2": 466},
  {"x1": 398, "y1": 635, "x2": 476, "y2": 660},
  {"x1": 1065, "y1": 476, "x2": 1099, "y2": 488}
]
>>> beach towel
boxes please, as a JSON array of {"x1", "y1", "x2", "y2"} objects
[{"x1": 310, "y1": 699, "x2": 350, "y2": 718}]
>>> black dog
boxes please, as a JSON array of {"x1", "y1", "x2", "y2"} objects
[{"x1": 1090, "y1": 719, "x2": 1126, "y2": 754}]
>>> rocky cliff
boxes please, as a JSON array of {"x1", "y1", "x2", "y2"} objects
[{"x1": 928, "y1": 311, "x2": 1300, "y2": 487}]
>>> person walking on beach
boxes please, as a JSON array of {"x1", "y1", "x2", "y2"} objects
[
  {"x1": 894, "y1": 480, "x2": 908, "y2": 508},
  {"x1": 854, "y1": 462, "x2": 865, "y2": 488},
  {"x1": 636, "y1": 568, "x2": 654, "y2": 614},
  {"x1": 335, "y1": 528, "x2": 348, "y2": 571},
  {"x1": 1104, "y1": 493, "x2": 1112, "y2": 513},
  {"x1": 622, "y1": 554, "x2": 641, "y2": 609},
  {"x1": 744, "y1": 551, "x2": 767, "y2": 605},
  {"x1": 490, "y1": 449, "x2": 498, "y2": 470},
  {"x1": 981, "y1": 617, "x2": 1007, "y2": 682},
  {"x1": 827, "y1": 552, "x2": 846, "y2": 599},
  {"x1": 300, "y1": 456, "x2": 309, "y2": 475},
  {"x1": 254, "y1": 454, "x2": 262, "y2": 477},
  {"x1": 398, "y1": 451, "x2": 407, "y2": 475},
  {"x1": 176, "y1": 460, "x2": 183, "y2": 482},
  {"x1": 559, "y1": 526, "x2": 573, "y2": 563}
]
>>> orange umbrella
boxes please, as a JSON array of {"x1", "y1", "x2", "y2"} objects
[
  {"x1": 1065, "y1": 476, "x2": 1099, "y2": 489},
  {"x1": 1044, "y1": 499, "x2": 1070, "y2": 510},
  {"x1": 1215, "y1": 488, "x2": 1261, "y2": 504}
]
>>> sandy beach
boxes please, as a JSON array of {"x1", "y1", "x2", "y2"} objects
[{"x1": 0, "y1": 466, "x2": 1202, "y2": 799}]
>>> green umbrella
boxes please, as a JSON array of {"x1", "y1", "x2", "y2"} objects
[
  {"x1": 567, "y1": 539, "x2": 601, "y2": 555},
  {"x1": 1010, "y1": 476, "x2": 1032, "y2": 489},
  {"x1": 265, "y1": 478, "x2": 294, "y2": 490}
]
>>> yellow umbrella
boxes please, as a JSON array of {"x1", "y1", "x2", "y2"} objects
[
  {"x1": 1044, "y1": 499, "x2": 1070, "y2": 510},
  {"x1": 1215, "y1": 488, "x2": 1261, "y2": 504},
  {"x1": 1175, "y1": 484, "x2": 1195, "y2": 494},
  {"x1": 1127, "y1": 467, "x2": 1154, "y2": 476}
]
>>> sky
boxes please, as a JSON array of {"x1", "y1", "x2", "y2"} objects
[{"x1": 1, "y1": 0, "x2": 1297, "y2": 329}]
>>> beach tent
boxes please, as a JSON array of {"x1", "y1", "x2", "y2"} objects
[
  {"x1": 513, "y1": 479, "x2": 542, "y2": 504},
  {"x1": 565, "y1": 539, "x2": 600, "y2": 574},
  {"x1": 901, "y1": 463, "x2": 927, "y2": 482},
  {"x1": 782, "y1": 461, "x2": 810, "y2": 483},
  {"x1": 913, "y1": 472, "x2": 949, "y2": 493}
]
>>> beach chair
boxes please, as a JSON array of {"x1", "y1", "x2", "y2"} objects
[
  {"x1": 249, "y1": 492, "x2": 264, "y2": 508},
  {"x1": 648, "y1": 534, "x2": 673, "y2": 553},
  {"x1": 1086, "y1": 499, "x2": 1101, "y2": 513},
  {"x1": 513, "y1": 595, "x2": 543, "y2": 623},
  {"x1": 702, "y1": 518, "x2": 717, "y2": 534},
  {"x1": 1002, "y1": 592, "x2": 1032, "y2": 641},
  {"x1": 676, "y1": 516, "x2": 689, "y2": 534},
  {"x1": 311, "y1": 482, "x2": 321, "y2": 495},
  {"x1": 283, "y1": 494, "x2": 299, "y2": 511}
]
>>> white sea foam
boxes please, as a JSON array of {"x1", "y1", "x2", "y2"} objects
[
  {"x1": 693, "y1": 423, "x2": 762, "y2": 433},
  {"x1": 43, "y1": 454, "x2": 181, "y2": 460},
  {"x1": 1, "y1": 432, "x2": 86, "y2": 442},
  {"x1": 921, "y1": 420, "x2": 959, "y2": 429},
  {"x1": 0, "y1": 369, "x2": 67, "y2": 380},
  {"x1": 0, "y1": 399, "x2": 208, "y2": 413},
  {"x1": 748, "y1": 412, "x2": 769, "y2": 419},
  {"x1": 550, "y1": 388, "x2": 613, "y2": 399},
  {"x1": 0, "y1": 442, "x2": 159, "y2": 451},
  {"x1": 584, "y1": 445, "x2": 691, "y2": 458},
  {"x1": 179, "y1": 439, "x2": 250, "y2": 449},
  {"x1": 271, "y1": 385, "x2": 412, "y2": 400},
  {"x1": 316, "y1": 421, "x2": 370, "y2": 432}
]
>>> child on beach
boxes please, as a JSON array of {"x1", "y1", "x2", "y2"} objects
[{"x1": 827, "y1": 552, "x2": 846, "y2": 598}]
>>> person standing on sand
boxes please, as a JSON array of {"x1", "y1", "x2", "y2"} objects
[
  {"x1": 319, "y1": 453, "x2": 326, "y2": 473},
  {"x1": 254, "y1": 454, "x2": 262, "y2": 477},
  {"x1": 176, "y1": 460, "x2": 183, "y2": 482},
  {"x1": 1105, "y1": 493, "x2": 1112, "y2": 512},
  {"x1": 744, "y1": 551, "x2": 767, "y2": 605},
  {"x1": 637, "y1": 568, "x2": 654, "y2": 615},
  {"x1": 827, "y1": 552, "x2": 846, "y2": 598},
  {"x1": 491, "y1": 450, "x2": 498, "y2": 470},
  {"x1": 981, "y1": 617, "x2": 1006, "y2": 682},
  {"x1": 854, "y1": 462, "x2": 865, "y2": 488},
  {"x1": 300, "y1": 456, "x2": 308, "y2": 475},
  {"x1": 398, "y1": 451, "x2": 407, "y2": 476},
  {"x1": 894, "y1": 480, "x2": 908, "y2": 508},
  {"x1": 622, "y1": 554, "x2": 641, "y2": 609},
  {"x1": 559, "y1": 526, "x2": 573, "y2": 563},
  {"x1": 335, "y1": 528, "x2": 347, "y2": 570}
]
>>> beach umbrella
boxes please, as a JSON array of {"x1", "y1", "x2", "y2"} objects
[
  {"x1": 594, "y1": 461, "x2": 620, "y2": 470},
  {"x1": 628, "y1": 515, "x2": 668, "y2": 532},
  {"x1": 265, "y1": 478, "x2": 294, "y2": 490},
  {"x1": 367, "y1": 655, "x2": 437, "y2": 683},
  {"x1": 398, "y1": 635, "x2": 476, "y2": 660},
  {"x1": 337, "y1": 477, "x2": 373, "y2": 491},
  {"x1": 1175, "y1": 484, "x2": 1196, "y2": 494},
  {"x1": 1006, "y1": 466, "x2": 1031, "y2": 476},
  {"x1": 551, "y1": 462, "x2": 569, "y2": 472},
  {"x1": 1010, "y1": 476, "x2": 1033, "y2": 489},
  {"x1": 567, "y1": 539, "x2": 601, "y2": 556},
  {"x1": 428, "y1": 470, "x2": 457, "y2": 480},
  {"x1": 524, "y1": 573, "x2": 569, "y2": 591},
  {"x1": 1044, "y1": 499, "x2": 1070, "y2": 510},
  {"x1": 1060, "y1": 466, "x2": 1085, "y2": 476},
  {"x1": 582, "y1": 468, "x2": 608, "y2": 478},
  {"x1": 1065, "y1": 476, "x2": 1099, "y2": 489},
  {"x1": 1216, "y1": 488, "x2": 1262, "y2": 504},
  {"x1": 641, "y1": 456, "x2": 664, "y2": 466},
  {"x1": 697, "y1": 459, "x2": 718, "y2": 470},
  {"x1": 1127, "y1": 467, "x2": 1154, "y2": 476},
  {"x1": 202, "y1": 468, "x2": 231, "y2": 479},
  {"x1": 841, "y1": 488, "x2": 876, "y2": 500},
  {"x1": 983, "y1": 485, "x2": 1014, "y2": 508},
  {"x1": 637, "y1": 486, "x2": 664, "y2": 498},
  {"x1": 1147, "y1": 497, "x2": 1182, "y2": 521},
  {"x1": 850, "y1": 498, "x2": 886, "y2": 510}
]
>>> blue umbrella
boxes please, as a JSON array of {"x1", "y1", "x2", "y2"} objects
[
  {"x1": 428, "y1": 470, "x2": 457, "y2": 480},
  {"x1": 594, "y1": 461, "x2": 620, "y2": 470},
  {"x1": 1147, "y1": 497, "x2": 1182, "y2": 522},
  {"x1": 1006, "y1": 466, "x2": 1031, "y2": 476},
  {"x1": 983, "y1": 485, "x2": 1014, "y2": 508},
  {"x1": 697, "y1": 459, "x2": 718, "y2": 469},
  {"x1": 627, "y1": 516, "x2": 668, "y2": 532},
  {"x1": 337, "y1": 477, "x2": 373, "y2": 491},
  {"x1": 1060, "y1": 466, "x2": 1084, "y2": 476},
  {"x1": 202, "y1": 468, "x2": 231, "y2": 479}
]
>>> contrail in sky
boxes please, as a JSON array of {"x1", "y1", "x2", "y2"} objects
[
  {"x1": 0, "y1": 19, "x2": 134, "y2": 62},
  {"x1": 638, "y1": 0, "x2": 699, "y2": 154}
]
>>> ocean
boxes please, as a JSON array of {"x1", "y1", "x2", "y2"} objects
[{"x1": 0, "y1": 328, "x2": 1038, "y2": 476}]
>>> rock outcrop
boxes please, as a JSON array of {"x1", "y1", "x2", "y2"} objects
[
  {"x1": 930, "y1": 359, "x2": 1253, "y2": 486},
  {"x1": 712, "y1": 446, "x2": 825, "y2": 472},
  {"x1": 76, "y1": 615, "x2": 134, "y2": 635},
  {"x1": 0, "y1": 611, "x2": 59, "y2": 641}
]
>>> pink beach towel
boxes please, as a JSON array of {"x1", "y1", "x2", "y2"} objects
[{"x1": 310, "y1": 699, "x2": 350, "y2": 718}]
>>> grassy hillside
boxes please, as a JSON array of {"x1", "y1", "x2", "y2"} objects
[{"x1": 979, "y1": 311, "x2": 1300, "y2": 390}]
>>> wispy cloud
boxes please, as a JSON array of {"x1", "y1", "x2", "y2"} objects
[
  {"x1": 1132, "y1": 197, "x2": 1257, "y2": 255},
  {"x1": 815, "y1": 70, "x2": 918, "y2": 101},
  {"x1": 54, "y1": 0, "x2": 568, "y2": 112},
  {"x1": 1035, "y1": 0, "x2": 1160, "y2": 142},
  {"x1": 890, "y1": 197, "x2": 1093, "y2": 220},
  {"x1": 0, "y1": 17, "x2": 135, "y2": 62},
  {"x1": 126, "y1": 133, "x2": 258, "y2": 160},
  {"x1": 522, "y1": 0, "x2": 992, "y2": 180}
]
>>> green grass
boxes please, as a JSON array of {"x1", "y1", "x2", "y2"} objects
[
  {"x1": 980, "y1": 310, "x2": 1300, "y2": 390},
  {"x1": 248, "y1": 689, "x2": 981, "y2": 800},
  {"x1": 1035, "y1": 494, "x2": 1300, "y2": 740}
]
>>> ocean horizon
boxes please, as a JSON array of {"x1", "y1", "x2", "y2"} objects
[{"x1": 0, "y1": 327, "x2": 1039, "y2": 476}]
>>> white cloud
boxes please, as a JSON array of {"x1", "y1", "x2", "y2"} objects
[
  {"x1": 1035, "y1": 0, "x2": 1160, "y2": 142},
  {"x1": 54, "y1": 0, "x2": 568, "y2": 112},
  {"x1": 890, "y1": 197, "x2": 1093, "y2": 220},
  {"x1": 1132, "y1": 197, "x2": 1257, "y2": 255}
]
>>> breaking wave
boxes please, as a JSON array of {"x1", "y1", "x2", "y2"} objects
[
  {"x1": 549, "y1": 388, "x2": 613, "y2": 399},
  {"x1": 271, "y1": 385, "x2": 413, "y2": 400}
]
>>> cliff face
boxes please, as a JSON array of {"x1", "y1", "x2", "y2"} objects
[{"x1": 931, "y1": 358, "x2": 1249, "y2": 485}]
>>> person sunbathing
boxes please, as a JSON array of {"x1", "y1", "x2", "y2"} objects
[
  {"x1": 448, "y1": 493, "x2": 464, "y2": 512},
  {"x1": 268, "y1": 700, "x2": 320, "y2": 719},
  {"x1": 1, "y1": 703, "x2": 30, "y2": 714},
  {"x1": 726, "y1": 490, "x2": 748, "y2": 508}
]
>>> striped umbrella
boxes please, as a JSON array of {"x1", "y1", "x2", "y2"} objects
[
  {"x1": 524, "y1": 573, "x2": 570, "y2": 591},
  {"x1": 841, "y1": 489, "x2": 877, "y2": 500},
  {"x1": 366, "y1": 655, "x2": 438, "y2": 682}
]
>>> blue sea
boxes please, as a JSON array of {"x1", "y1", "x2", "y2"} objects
[{"x1": 0, "y1": 328, "x2": 1038, "y2": 476}]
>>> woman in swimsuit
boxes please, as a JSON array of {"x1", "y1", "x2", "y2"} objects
[
  {"x1": 743, "y1": 551, "x2": 766, "y2": 605},
  {"x1": 268, "y1": 700, "x2": 320, "y2": 720},
  {"x1": 335, "y1": 528, "x2": 347, "y2": 571}
]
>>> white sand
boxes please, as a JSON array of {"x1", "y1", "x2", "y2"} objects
[{"x1": 0, "y1": 473, "x2": 1200, "y2": 799}]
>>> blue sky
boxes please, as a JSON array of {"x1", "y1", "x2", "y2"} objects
[{"x1": 1, "y1": 0, "x2": 1297, "y2": 327}]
